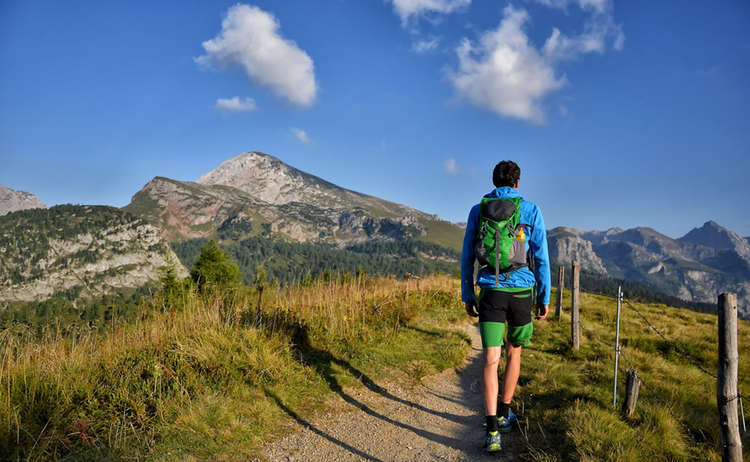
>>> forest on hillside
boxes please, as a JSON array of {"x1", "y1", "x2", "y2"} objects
[{"x1": 171, "y1": 237, "x2": 461, "y2": 286}]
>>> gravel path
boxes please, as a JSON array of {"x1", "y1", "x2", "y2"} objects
[{"x1": 262, "y1": 323, "x2": 522, "y2": 461}]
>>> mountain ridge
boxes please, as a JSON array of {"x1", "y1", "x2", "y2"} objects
[
  {"x1": 2, "y1": 151, "x2": 748, "y2": 317},
  {"x1": 548, "y1": 220, "x2": 750, "y2": 317},
  {"x1": 125, "y1": 151, "x2": 464, "y2": 252}
]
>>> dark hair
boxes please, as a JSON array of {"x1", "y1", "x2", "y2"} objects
[{"x1": 492, "y1": 160, "x2": 521, "y2": 187}]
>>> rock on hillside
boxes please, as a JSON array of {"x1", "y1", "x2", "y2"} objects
[
  {"x1": 0, "y1": 184, "x2": 46, "y2": 216},
  {"x1": 126, "y1": 152, "x2": 464, "y2": 251},
  {"x1": 547, "y1": 228, "x2": 607, "y2": 274},
  {"x1": 0, "y1": 205, "x2": 187, "y2": 302}
]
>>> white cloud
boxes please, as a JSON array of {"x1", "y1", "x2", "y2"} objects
[
  {"x1": 449, "y1": 6, "x2": 565, "y2": 123},
  {"x1": 391, "y1": 0, "x2": 470, "y2": 25},
  {"x1": 215, "y1": 96, "x2": 257, "y2": 112},
  {"x1": 412, "y1": 37, "x2": 441, "y2": 54},
  {"x1": 291, "y1": 127, "x2": 311, "y2": 144},
  {"x1": 444, "y1": 157, "x2": 459, "y2": 174},
  {"x1": 450, "y1": 2, "x2": 623, "y2": 123},
  {"x1": 195, "y1": 4, "x2": 317, "y2": 107},
  {"x1": 535, "y1": 0, "x2": 624, "y2": 61}
]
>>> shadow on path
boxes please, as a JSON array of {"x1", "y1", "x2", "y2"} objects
[
  {"x1": 266, "y1": 319, "x2": 557, "y2": 460},
  {"x1": 264, "y1": 388, "x2": 385, "y2": 462},
  {"x1": 286, "y1": 325, "x2": 469, "y2": 447}
]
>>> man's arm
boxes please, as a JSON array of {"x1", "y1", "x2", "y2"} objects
[
  {"x1": 461, "y1": 205, "x2": 480, "y2": 308},
  {"x1": 528, "y1": 204, "x2": 551, "y2": 308}
]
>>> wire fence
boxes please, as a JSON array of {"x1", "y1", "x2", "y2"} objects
[
  {"x1": 621, "y1": 298, "x2": 719, "y2": 380},
  {"x1": 572, "y1": 289, "x2": 749, "y2": 456}
]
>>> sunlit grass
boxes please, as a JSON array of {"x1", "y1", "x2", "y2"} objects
[
  {"x1": 517, "y1": 289, "x2": 750, "y2": 461},
  {"x1": 0, "y1": 274, "x2": 469, "y2": 460},
  {"x1": 4, "y1": 276, "x2": 746, "y2": 461}
]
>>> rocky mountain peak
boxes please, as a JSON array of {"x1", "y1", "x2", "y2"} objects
[
  {"x1": 195, "y1": 151, "x2": 345, "y2": 206},
  {"x1": 0, "y1": 184, "x2": 47, "y2": 216},
  {"x1": 193, "y1": 151, "x2": 419, "y2": 219},
  {"x1": 679, "y1": 220, "x2": 750, "y2": 257}
]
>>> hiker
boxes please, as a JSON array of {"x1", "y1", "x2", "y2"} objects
[{"x1": 460, "y1": 160, "x2": 551, "y2": 453}]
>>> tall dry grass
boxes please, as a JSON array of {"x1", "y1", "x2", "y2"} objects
[{"x1": 0, "y1": 274, "x2": 468, "y2": 460}]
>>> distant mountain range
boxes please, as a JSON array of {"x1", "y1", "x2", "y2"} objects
[
  {"x1": 1, "y1": 151, "x2": 748, "y2": 317},
  {"x1": 548, "y1": 221, "x2": 750, "y2": 317}
]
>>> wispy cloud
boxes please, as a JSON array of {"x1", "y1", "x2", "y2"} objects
[
  {"x1": 195, "y1": 4, "x2": 317, "y2": 107},
  {"x1": 538, "y1": 0, "x2": 625, "y2": 61},
  {"x1": 412, "y1": 37, "x2": 441, "y2": 54},
  {"x1": 449, "y1": 2, "x2": 623, "y2": 123},
  {"x1": 390, "y1": 0, "x2": 471, "y2": 26},
  {"x1": 215, "y1": 96, "x2": 257, "y2": 113},
  {"x1": 444, "y1": 157, "x2": 459, "y2": 174},
  {"x1": 291, "y1": 127, "x2": 311, "y2": 144},
  {"x1": 697, "y1": 65, "x2": 720, "y2": 78}
]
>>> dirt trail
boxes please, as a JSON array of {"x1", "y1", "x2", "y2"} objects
[{"x1": 262, "y1": 323, "x2": 522, "y2": 461}]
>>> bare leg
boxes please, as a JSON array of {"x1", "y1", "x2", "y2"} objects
[
  {"x1": 482, "y1": 346, "x2": 502, "y2": 416},
  {"x1": 500, "y1": 343, "x2": 522, "y2": 405}
]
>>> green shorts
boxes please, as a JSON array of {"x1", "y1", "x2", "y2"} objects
[{"x1": 477, "y1": 287, "x2": 534, "y2": 348}]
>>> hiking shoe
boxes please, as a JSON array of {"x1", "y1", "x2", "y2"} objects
[
  {"x1": 484, "y1": 431, "x2": 502, "y2": 452},
  {"x1": 498, "y1": 410, "x2": 517, "y2": 433}
]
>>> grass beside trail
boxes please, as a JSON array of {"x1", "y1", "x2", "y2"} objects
[
  {"x1": 516, "y1": 288, "x2": 750, "y2": 461},
  {"x1": 4, "y1": 275, "x2": 748, "y2": 461},
  {"x1": 1, "y1": 275, "x2": 470, "y2": 461}
]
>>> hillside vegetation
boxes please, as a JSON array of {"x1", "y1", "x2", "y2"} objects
[
  {"x1": 2, "y1": 274, "x2": 748, "y2": 461},
  {"x1": 172, "y1": 237, "x2": 460, "y2": 286}
]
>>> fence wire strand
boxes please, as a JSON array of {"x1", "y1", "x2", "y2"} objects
[
  {"x1": 621, "y1": 296, "x2": 746, "y2": 425},
  {"x1": 622, "y1": 298, "x2": 719, "y2": 380}
]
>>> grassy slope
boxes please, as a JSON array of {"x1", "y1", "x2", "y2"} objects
[
  {"x1": 518, "y1": 288, "x2": 750, "y2": 461},
  {"x1": 416, "y1": 217, "x2": 464, "y2": 253},
  {"x1": 0, "y1": 275, "x2": 469, "y2": 461}
]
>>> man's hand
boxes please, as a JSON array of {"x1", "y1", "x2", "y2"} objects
[
  {"x1": 535, "y1": 303, "x2": 549, "y2": 320},
  {"x1": 465, "y1": 300, "x2": 479, "y2": 317}
]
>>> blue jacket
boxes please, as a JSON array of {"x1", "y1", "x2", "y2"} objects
[{"x1": 461, "y1": 186, "x2": 551, "y2": 305}]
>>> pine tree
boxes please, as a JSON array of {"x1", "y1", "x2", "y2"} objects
[{"x1": 190, "y1": 240, "x2": 242, "y2": 292}]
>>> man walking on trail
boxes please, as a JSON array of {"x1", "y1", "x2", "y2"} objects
[{"x1": 460, "y1": 160, "x2": 550, "y2": 453}]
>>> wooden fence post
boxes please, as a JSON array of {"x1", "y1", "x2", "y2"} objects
[
  {"x1": 718, "y1": 292, "x2": 742, "y2": 462},
  {"x1": 556, "y1": 266, "x2": 564, "y2": 321},
  {"x1": 571, "y1": 261, "x2": 580, "y2": 351},
  {"x1": 622, "y1": 369, "x2": 640, "y2": 418}
]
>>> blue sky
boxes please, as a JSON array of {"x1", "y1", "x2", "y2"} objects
[{"x1": 1, "y1": 0, "x2": 748, "y2": 238}]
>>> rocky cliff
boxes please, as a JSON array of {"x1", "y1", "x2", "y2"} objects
[
  {"x1": 0, "y1": 205, "x2": 187, "y2": 303},
  {"x1": 0, "y1": 184, "x2": 46, "y2": 216}
]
